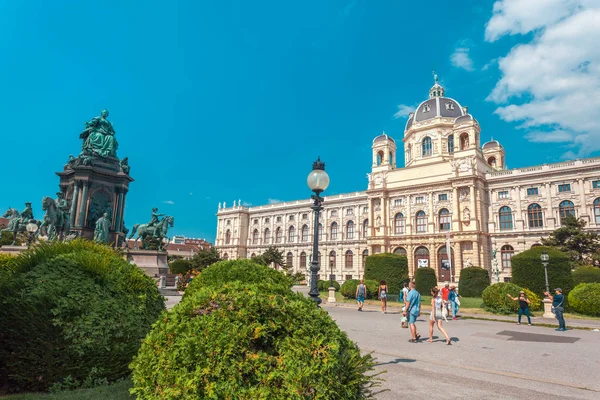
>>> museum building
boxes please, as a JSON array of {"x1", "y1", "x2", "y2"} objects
[{"x1": 215, "y1": 79, "x2": 600, "y2": 283}]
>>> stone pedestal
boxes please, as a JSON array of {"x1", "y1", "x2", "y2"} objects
[
  {"x1": 543, "y1": 298, "x2": 554, "y2": 319},
  {"x1": 328, "y1": 287, "x2": 337, "y2": 303},
  {"x1": 126, "y1": 249, "x2": 168, "y2": 278},
  {"x1": 0, "y1": 245, "x2": 27, "y2": 256}
]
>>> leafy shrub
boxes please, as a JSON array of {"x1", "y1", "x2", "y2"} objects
[
  {"x1": 0, "y1": 231, "x2": 22, "y2": 246},
  {"x1": 414, "y1": 268, "x2": 437, "y2": 294},
  {"x1": 572, "y1": 266, "x2": 600, "y2": 285},
  {"x1": 0, "y1": 240, "x2": 164, "y2": 393},
  {"x1": 458, "y1": 267, "x2": 490, "y2": 297},
  {"x1": 511, "y1": 246, "x2": 573, "y2": 298},
  {"x1": 340, "y1": 279, "x2": 379, "y2": 300},
  {"x1": 568, "y1": 283, "x2": 600, "y2": 316},
  {"x1": 364, "y1": 253, "x2": 409, "y2": 296},
  {"x1": 169, "y1": 259, "x2": 192, "y2": 275},
  {"x1": 130, "y1": 282, "x2": 380, "y2": 399},
  {"x1": 318, "y1": 279, "x2": 340, "y2": 291},
  {"x1": 184, "y1": 259, "x2": 291, "y2": 299},
  {"x1": 482, "y1": 283, "x2": 542, "y2": 314}
]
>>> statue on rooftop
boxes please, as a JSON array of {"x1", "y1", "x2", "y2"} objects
[{"x1": 79, "y1": 109, "x2": 118, "y2": 158}]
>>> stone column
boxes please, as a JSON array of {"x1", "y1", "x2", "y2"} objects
[
  {"x1": 469, "y1": 185, "x2": 476, "y2": 230},
  {"x1": 544, "y1": 183, "x2": 555, "y2": 229},
  {"x1": 452, "y1": 187, "x2": 460, "y2": 231},
  {"x1": 406, "y1": 195, "x2": 412, "y2": 235},
  {"x1": 115, "y1": 188, "x2": 124, "y2": 232},
  {"x1": 120, "y1": 190, "x2": 128, "y2": 232},
  {"x1": 428, "y1": 192, "x2": 435, "y2": 233},
  {"x1": 77, "y1": 181, "x2": 90, "y2": 227},
  {"x1": 69, "y1": 182, "x2": 81, "y2": 229},
  {"x1": 578, "y1": 179, "x2": 588, "y2": 221}
]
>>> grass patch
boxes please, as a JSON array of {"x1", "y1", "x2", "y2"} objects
[{"x1": 0, "y1": 380, "x2": 133, "y2": 400}]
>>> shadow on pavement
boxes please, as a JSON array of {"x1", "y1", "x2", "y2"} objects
[{"x1": 374, "y1": 358, "x2": 417, "y2": 366}]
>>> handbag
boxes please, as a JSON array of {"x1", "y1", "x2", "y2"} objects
[
  {"x1": 455, "y1": 298, "x2": 461, "y2": 307},
  {"x1": 551, "y1": 299, "x2": 564, "y2": 314}
]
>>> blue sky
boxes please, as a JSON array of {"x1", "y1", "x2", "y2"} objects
[{"x1": 1, "y1": 0, "x2": 598, "y2": 242}]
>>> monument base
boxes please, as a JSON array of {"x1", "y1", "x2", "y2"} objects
[
  {"x1": 543, "y1": 298, "x2": 554, "y2": 319},
  {"x1": 0, "y1": 245, "x2": 28, "y2": 255},
  {"x1": 126, "y1": 249, "x2": 169, "y2": 278}
]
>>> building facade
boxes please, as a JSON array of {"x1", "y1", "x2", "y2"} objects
[{"x1": 215, "y1": 78, "x2": 600, "y2": 283}]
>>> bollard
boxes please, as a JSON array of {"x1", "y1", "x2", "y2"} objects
[{"x1": 159, "y1": 275, "x2": 166, "y2": 289}]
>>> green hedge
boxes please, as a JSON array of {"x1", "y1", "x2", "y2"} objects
[
  {"x1": 0, "y1": 240, "x2": 164, "y2": 393},
  {"x1": 482, "y1": 282, "x2": 542, "y2": 314},
  {"x1": 511, "y1": 246, "x2": 573, "y2": 298},
  {"x1": 318, "y1": 279, "x2": 340, "y2": 291},
  {"x1": 458, "y1": 267, "x2": 490, "y2": 297},
  {"x1": 568, "y1": 283, "x2": 600, "y2": 316},
  {"x1": 414, "y1": 268, "x2": 437, "y2": 294},
  {"x1": 572, "y1": 267, "x2": 600, "y2": 285},
  {"x1": 340, "y1": 279, "x2": 379, "y2": 300},
  {"x1": 130, "y1": 282, "x2": 380, "y2": 399},
  {"x1": 169, "y1": 259, "x2": 192, "y2": 275},
  {"x1": 184, "y1": 259, "x2": 291, "y2": 299},
  {"x1": 364, "y1": 253, "x2": 409, "y2": 296}
]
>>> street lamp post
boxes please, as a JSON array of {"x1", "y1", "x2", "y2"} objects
[
  {"x1": 328, "y1": 253, "x2": 336, "y2": 304},
  {"x1": 540, "y1": 250, "x2": 553, "y2": 318},
  {"x1": 26, "y1": 220, "x2": 39, "y2": 248},
  {"x1": 307, "y1": 157, "x2": 330, "y2": 306},
  {"x1": 492, "y1": 248, "x2": 500, "y2": 283}
]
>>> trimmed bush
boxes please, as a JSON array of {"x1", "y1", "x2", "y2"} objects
[
  {"x1": 414, "y1": 268, "x2": 437, "y2": 294},
  {"x1": 340, "y1": 279, "x2": 379, "y2": 300},
  {"x1": 511, "y1": 246, "x2": 573, "y2": 298},
  {"x1": 364, "y1": 253, "x2": 409, "y2": 296},
  {"x1": 482, "y1": 283, "x2": 542, "y2": 314},
  {"x1": 0, "y1": 240, "x2": 164, "y2": 393},
  {"x1": 318, "y1": 279, "x2": 340, "y2": 291},
  {"x1": 184, "y1": 259, "x2": 291, "y2": 299},
  {"x1": 169, "y1": 259, "x2": 192, "y2": 275},
  {"x1": 458, "y1": 267, "x2": 490, "y2": 297},
  {"x1": 130, "y1": 282, "x2": 380, "y2": 399},
  {"x1": 572, "y1": 266, "x2": 600, "y2": 285},
  {"x1": 568, "y1": 283, "x2": 600, "y2": 316}
]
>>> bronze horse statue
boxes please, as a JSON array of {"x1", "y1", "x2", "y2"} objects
[
  {"x1": 128, "y1": 215, "x2": 174, "y2": 250},
  {"x1": 40, "y1": 196, "x2": 69, "y2": 241}
]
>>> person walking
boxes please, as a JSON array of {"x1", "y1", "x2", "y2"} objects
[
  {"x1": 507, "y1": 291, "x2": 532, "y2": 325},
  {"x1": 378, "y1": 280, "x2": 388, "y2": 314},
  {"x1": 545, "y1": 288, "x2": 566, "y2": 331},
  {"x1": 403, "y1": 282, "x2": 422, "y2": 343},
  {"x1": 356, "y1": 279, "x2": 367, "y2": 312},
  {"x1": 428, "y1": 287, "x2": 452, "y2": 345},
  {"x1": 441, "y1": 283, "x2": 450, "y2": 315},
  {"x1": 448, "y1": 286, "x2": 461, "y2": 320}
]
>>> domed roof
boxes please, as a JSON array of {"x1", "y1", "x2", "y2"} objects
[
  {"x1": 482, "y1": 139, "x2": 502, "y2": 150},
  {"x1": 405, "y1": 75, "x2": 466, "y2": 128},
  {"x1": 373, "y1": 132, "x2": 395, "y2": 144},
  {"x1": 455, "y1": 114, "x2": 475, "y2": 125}
]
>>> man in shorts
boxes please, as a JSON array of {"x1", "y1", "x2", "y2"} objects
[
  {"x1": 356, "y1": 279, "x2": 367, "y2": 311},
  {"x1": 403, "y1": 282, "x2": 422, "y2": 342}
]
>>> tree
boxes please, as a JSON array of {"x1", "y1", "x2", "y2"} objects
[
  {"x1": 364, "y1": 253, "x2": 408, "y2": 296},
  {"x1": 511, "y1": 246, "x2": 573, "y2": 298},
  {"x1": 189, "y1": 247, "x2": 221, "y2": 271},
  {"x1": 541, "y1": 216, "x2": 600, "y2": 267}
]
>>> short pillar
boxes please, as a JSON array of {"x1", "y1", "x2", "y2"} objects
[
  {"x1": 543, "y1": 298, "x2": 554, "y2": 319},
  {"x1": 159, "y1": 275, "x2": 166, "y2": 289},
  {"x1": 328, "y1": 286, "x2": 336, "y2": 303}
]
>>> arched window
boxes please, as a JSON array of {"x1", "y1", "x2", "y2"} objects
[
  {"x1": 393, "y1": 247, "x2": 407, "y2": 256},
  {"x1": 288, "y1": 226, "x2": 295, "y2": 242},
  {"x1": 460, "y1": 132, "x2": 469, "y2": 150},
  {"x1": 264, "y1": 228, "x2": 271, "y2": 243},
  {"x1": 329, "y1": 251, "x2": 336, "y2": 268},
  {"x1": 275, "y1": 227, "x2": 282, "y2": 243},
  {"x1": 362, "y1": 249, "x2": 368, "y2": 267},
  {"x1": 594, "y1": 198, "x2": 600, "y2": 224},
  {"x1": 422, "y1": 137, "x2": 432, "y2": 157},
  {"x1": 331, "y1": 222, "x2": 338, "y2": 240},
  {"x1": 415, "y1": 246, "x2": 430, "y2": 269},
  {"x1": 439, "y1": 208, "x2": 450, "y2": 231},
  {"x1": 223, "y1": 253, "x2": 229, "y2": 260},
  {"x1": 345, "y1": 250, "x2": 353, "y2": 268},
  {"x1": 362, "y1": 219, "x2": 368, "y2": 238},
  {"x1": 252, "y1": 229, "x2": 259, "y2": 244},
  {"x1": 376, "y1": 151, "x2": 384, "y2": 166},
  {"x1": 447, "y1": 134, "x2": 454, "y2": 154},
  {"x1": 394, "y1": 213, "x2": 405, "y2": 234},
  {"x1": 527, "y1": 203, "x2": 543, "y2": 228},
  {"x1": 499, "y1": 206, "x2": 513, "y2": 230},
  {"x1": 318, "y1": 223, "x2": 323, "y2": 241},
  {"x1": 300, "y1": 252, "x2": 307, "y2": 268},
  {"x1": 389, "y1": 152, "x2": 394, "y2": 166},
  {"x1": 559, "y1": 200, "x2": 575, "y2": 225},
  {"x1": 488, "y1": 157, "x2": 497, "y2": 168},
  {"x1": 501, "y1": 245, "x2": 514, "y2": 269},
  {"x1": 250, "y1": 253, "x2": 256, "y2": 258},
  {"x1": 346, "y1": 221, "x2": 354, "y2": 239},
  {"x1": 416, "y1": 211, "x2": 427, "y2": 233},
  {"x1": 301, "y1": 225, "x2": 309, "y2": 242},
  {"x1": 225, "y1": 229, "x2": 231, "y2": 244},
  {"x1": 286, "y1": 252, "x2": 293, "y2": 268}
]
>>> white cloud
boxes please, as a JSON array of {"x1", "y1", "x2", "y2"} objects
[
  {"x1": 485, "y1": 1, "x2": 600, "y2": 156},
  {"x1": 268, "y1": 198, "x2": 282, "y2": 204},
  {"x1": 393, "y1": 104, "x2": 417, "y2": 119},
  {"x1": 450, "y1": 47, "x2": 474, "y2": 71},
  {"x1": 163, "y1": 200, "x2": 175, "y2": 205}
]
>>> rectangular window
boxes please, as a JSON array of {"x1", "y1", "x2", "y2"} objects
[
  {"x1": 438, "y1": 194, "x2": 448, "y2": 201},
  {"x1": 345, "y1": 275, "x2": 353, "y2": 281},
  {"x1": 526, "y1": 187, "x2": 539, "y2": 196},
  {"x1": 593, "y1": 180, "x2": 600, "y2": 189},
  {"x1": 558, "y1": 184, "x2": 571, "y2": 193},
  {"x1": 498, "y1": 191, "x2": 509, "y2": 199},
  {"x1": 289, "y1": 215, "x2": 294, "y2": 221},
  {"x1": 362, "y1": 206, "x2": 368, "y2": 214},
  {"x1": 463, "y1": 242, "x2": 473, "y2": 251},
  {"x1": 331, "y1": 210, "x2": 338, "y2": 217},
  {"x1": 302, "y1": 213, "x2": 308, "y2": 219},
  {"x1": 415, "y1": 196, "x2": 424, "y2": 204},
  {"x1": 276, "y1": 216, "x2": 281, "y2": 222},
  {"x1": 394, "y1": 199, "x2": 403, "y2": 206},
  {"x1": 346, "y1": 208, "x2": 353, "y2": 216}
]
